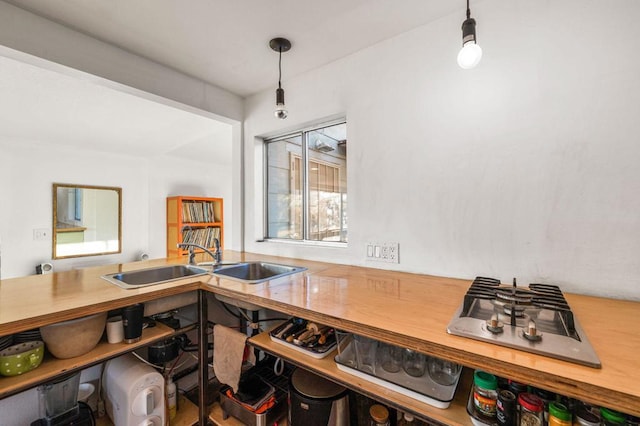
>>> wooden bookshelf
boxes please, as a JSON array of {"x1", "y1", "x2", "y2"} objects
[{"x1": 167, "y1": 196, "x2": 224, "y2": 258}]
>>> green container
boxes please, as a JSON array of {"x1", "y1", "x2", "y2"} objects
[
  {"x1": 601, "y1": 407, "x2": 626, "y2": 426},
  {"x1": 549, "y1": 402, "x2": 572, "y2": 425},
  {"x1": 0, "y1": 341, "x2": 44, "y2": 376}
]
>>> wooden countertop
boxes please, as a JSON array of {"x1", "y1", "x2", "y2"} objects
[{"x1": 1, "y1": 251, "x2": 638, "y2": 416}]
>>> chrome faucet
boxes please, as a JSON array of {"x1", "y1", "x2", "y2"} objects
[{"x1": 177, "y1": 238, "x2": 221, "y2": 267}]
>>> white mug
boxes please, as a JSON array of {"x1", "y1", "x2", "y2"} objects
[{"x1": 106, "y1": 316, "x2": 124, "y2": 344}]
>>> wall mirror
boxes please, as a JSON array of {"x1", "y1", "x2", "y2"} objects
[{"x1": 52, "y1": 183, "x2": 122, "y2": 259}]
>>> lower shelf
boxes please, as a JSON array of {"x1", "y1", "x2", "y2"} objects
[
  {"x1": 0, "y1": 323, "x2": 176, "y2": 399},
  {"x1": 249, "y1": 330, "x2": 473, "y2": 426},
  {"x1": 208, "y1": 401, "x2": 289, "y2": 426}
]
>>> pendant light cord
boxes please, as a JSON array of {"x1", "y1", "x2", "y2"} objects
[
  {"x1": 278, "y1": 47, "x2": 283, "y2": 89},
  {"x1": 466, "y1": 0, "x2": 470, "y2": 19}
]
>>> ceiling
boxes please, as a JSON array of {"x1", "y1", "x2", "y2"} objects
[
  {"x1": 0, "y1": 1, "x2": 465, "y2": 160},
  {"x1": 0, "y1": 55, "x2": 232, "y2": 161},
  {"x1": 4, "y1": 0, "x2": 465, "y2": 97}
]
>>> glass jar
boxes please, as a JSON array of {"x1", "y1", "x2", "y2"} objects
[
  {"x1": 402, "y1": 349, "x2": 427, "y2": 377},
  {"x1": 369, "y1": 404, "x2": 390, "y2": 426},
  {"x1": 473, "y1": 370, "x2": 498, "y2": 418},
  {"x1": 600, "y1": 408, "x2": 626, "y2": 426},
  {"x1": 532, "y1": 387, "x2": 556, "y2": 425},
  {"x1": 548, "y1": 402, "x2": 572, "y2": 426},
  {"x1": 428, "y1": 357, "x2": 461, "y2": 386},
  {"x1": 572, "y1": 402, "x2": 600, "y2": 426},
  {"x1": 518, "y1": 392, "x2": 544, "y2": 426},
  {"x1": 377, "y1": 342, "x2": 403, "y2": 373}
]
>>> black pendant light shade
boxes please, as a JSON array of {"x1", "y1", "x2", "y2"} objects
[{"x1": 270, "y1": 37, "x2": 291, "y2": 119}]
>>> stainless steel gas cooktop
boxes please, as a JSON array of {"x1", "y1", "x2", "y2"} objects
[{"x1": 447, "y1": 277, "x2": 601, "y2": 368}]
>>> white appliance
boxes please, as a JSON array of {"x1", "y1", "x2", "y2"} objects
[{"x1": 103, "y1": 354, "x2": 165, "y2": 426}]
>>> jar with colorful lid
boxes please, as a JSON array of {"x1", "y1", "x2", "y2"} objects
[
  {"x1": 600, "y1": 408, "x2": 626, "y2": 426},
  {"x1": 369, "y1": 404, "x2": 390, "y2": 426},
  {"x1": 572, "y1": 403, "x2": 600, "y2": 426},
  {"x1": 548, "y1": 402, "x2": 572, "y2": 426},
  {"x1": 473, "y1": 370, "x2": 498, "y2": 418},
  {"x1": 518, "y1": 392, "x2": 544, "y2": 426}
]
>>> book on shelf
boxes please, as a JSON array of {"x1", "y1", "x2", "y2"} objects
[
  {"x1": 181, "y1": 201, "x2": 219, "y2": 223},
  {"x1": 181, "y1": 227, "x2": 221, "y2": 248}
]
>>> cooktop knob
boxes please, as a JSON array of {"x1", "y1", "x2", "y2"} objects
[
  {"x1": 486, "y1": 314, "x2": 504, "y2": 334},
  {"x1": 523, "y1": 320, "x2": 542, "y2": 342}
]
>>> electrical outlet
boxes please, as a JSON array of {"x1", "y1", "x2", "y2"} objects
[
  {"x1": 388, "y1": 243, "x2": 399, "y2": 263},
  {"x1": 366, "y1": 242, "x2": 399, "y2": 264},
  {"x1": 33, "y1": 228, "x2": 49, "y2": 241}
]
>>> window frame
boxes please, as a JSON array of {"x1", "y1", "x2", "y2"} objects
[{"x1": 263, "y1": 118, "x2": 347, "y2": 246}]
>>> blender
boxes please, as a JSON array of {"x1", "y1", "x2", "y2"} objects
[{"x1": 31, "y1": 372, "x2": 93, "y2": 425}]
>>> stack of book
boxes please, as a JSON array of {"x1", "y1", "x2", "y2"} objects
[
  {"x1": 181, "y1": 201, "x2": 218, "y2": 223},
  {"x1": 181, "y1": 227, "x2": 221, "y2": 248}
]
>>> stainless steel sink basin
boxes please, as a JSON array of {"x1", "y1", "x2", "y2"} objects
[
  {"x1": 101, "y1": 265, "x2": 209, "y2": 289},
  {"x1": 212, "y1": 262, "x2": 306, "y2": 284}
]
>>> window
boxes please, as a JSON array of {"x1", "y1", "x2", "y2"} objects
[{"x1": 265, "y1": 120, "x2": 347, "y2": 243}]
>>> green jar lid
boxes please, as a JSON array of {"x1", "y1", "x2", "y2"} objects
[
  {"x1": 473, "y1": 370, "x2": 498, "y2": 390},
  {"x1": 601, "y1": 407, "x2": 626, "y2": 425},
  {"x1": 549, "y1": 402, "x2": 571, "y2": 421}
]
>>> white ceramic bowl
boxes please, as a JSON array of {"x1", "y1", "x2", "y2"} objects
[{"x1": 40, "y1": 312, "x2": 107, "y2": 359}]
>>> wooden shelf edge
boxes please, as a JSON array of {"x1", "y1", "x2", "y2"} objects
[
  {"x1": 248, "y1": 331, "x2": 473, "y2": 426},
  {"x1": 0, "y1": 323, "x2": 176, "y2": 399},
  {"x1": 208, "y1": 401, "x2": 289, "y2": 426}
]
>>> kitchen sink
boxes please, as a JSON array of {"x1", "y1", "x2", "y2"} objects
[
  {"x1": 212, "y1": 262, "x2": 306, "y2": 284},
  {"x1": 101, "y1": 265, "x2": 209, "y2": 289}
]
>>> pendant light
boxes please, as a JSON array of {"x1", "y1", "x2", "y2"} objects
[
  {"x1": 270, "y1": 37, "x2": 291, "y2": 119},
  {"x1": 457, "y1": 0, "x2": 482, "y2": 69}
]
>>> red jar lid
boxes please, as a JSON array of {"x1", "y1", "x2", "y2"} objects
[{"x1": 518, "y1": 393, "x2": 544, "y2": 412}]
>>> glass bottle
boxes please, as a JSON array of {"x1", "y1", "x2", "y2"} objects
[{"x1": 370, "y1": 404, "x2": 390, "y2": 426}]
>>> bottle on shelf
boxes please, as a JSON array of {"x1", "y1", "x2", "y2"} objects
[
  {"x1": 166, "y1": 376, "x2": 177, "y2": 421},
  {"x1": 370, "y1": 404, "x2": 390, "y2": 426}
]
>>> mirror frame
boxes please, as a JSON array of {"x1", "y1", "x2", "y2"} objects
[{"x1": 52, "y1": 183, "x2": 122, "y2": 259}]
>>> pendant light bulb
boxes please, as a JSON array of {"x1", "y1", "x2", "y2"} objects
[
  {"x1": 457, "y1": 2, "x2": 482, "y2": 69},
  {"x1": 270, "y1": 37, "x2": 291, "y2": 119},
  {"x1": 275, "y1": 87, "x2": 288, "y2": 119}
]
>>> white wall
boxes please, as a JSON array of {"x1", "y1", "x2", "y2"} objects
[
  {"x1": 0, "y1": 137, "x2": 233, "y2": 279},
  {"x1": 243, "y1": 0, "x2": 640, "y2": 300},
  {"x1": 0, "y1": 140, "x2": 147, "y2": 276},
  {"x1": 148, "y1": 155, "x2": 234, "y2": 256}
]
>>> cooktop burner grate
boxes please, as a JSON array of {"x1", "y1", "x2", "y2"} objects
[{"x1": 447, "y1": 277, "x2": 601, "y2": 368}]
